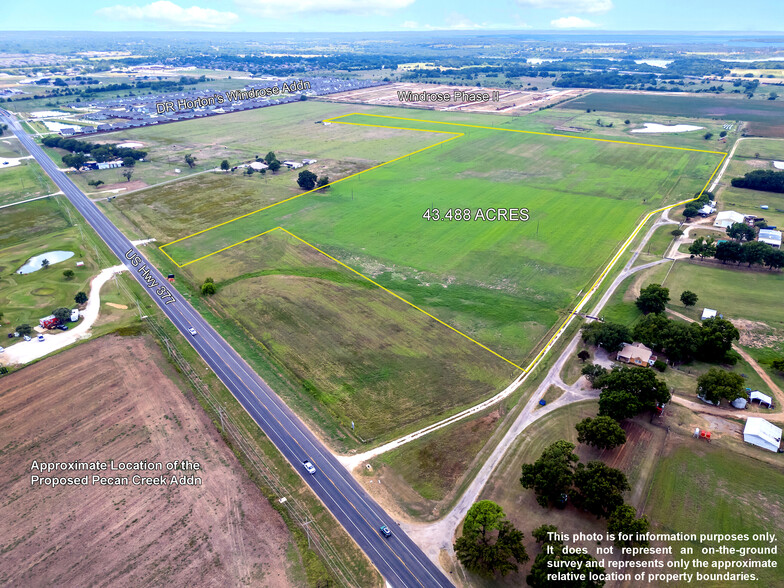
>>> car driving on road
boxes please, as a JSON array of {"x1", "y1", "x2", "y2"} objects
[
  {"x1": 302, "y1": 460, "x2": 316, "y2": 474},
  {"x1": 188, "y1": 327, "x2": 197, "y2": 336},
  {"x1": 379, "y1": 524, "x2": 392, "y2": 538}
]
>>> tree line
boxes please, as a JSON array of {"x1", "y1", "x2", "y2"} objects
[{"x1": 731, "y1": 170, "x2": 784, "y2": 194}]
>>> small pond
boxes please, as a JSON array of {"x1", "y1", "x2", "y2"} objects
[{"x1": 17, "y1": 251, "x2": 75, "y2": 274}]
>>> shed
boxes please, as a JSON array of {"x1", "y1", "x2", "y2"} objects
[
  {"x1": 749, "y1": 390, "x2": 773, "y2": 408},
  {"x1": 713, "y1": 210, "x2": 747, "y2": 229},
  {"x1": 758, "y1": 228, "x2": 782, "y2": 248},
  {"x1": 743, "y1": 417, "x2": 782, "y2": 453},
  {"x1": 701, "y1": 308, "x2": 717, "y2": 320}
]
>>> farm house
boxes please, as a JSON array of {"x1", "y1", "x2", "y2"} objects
[{"x1": 743, "y1": 417, "x2": 782, "y2": 453}]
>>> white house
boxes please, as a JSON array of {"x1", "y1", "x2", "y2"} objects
[
  {"x1": 250, "y1": 161, "x2": 268, "y2": 171},
  {"x1": 713, "y1": 210, "x2": 747, "y2": 229},
  {"x1": 758, "y1": 228, "x2": 782, "y2": 248},
  {"x1": 743, "y1": 417, "x2": 782, "y2": 453},
  {"x1": 97, "y1": 159, "x2": 123, "y2": 170},
  {"x1": 283, "y1": 160, "x2": 303, "y2": 169},
  {"x1": 302, "y1": 158, "x2": 318, "y2": 165}
]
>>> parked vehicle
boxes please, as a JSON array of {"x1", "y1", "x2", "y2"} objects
[
  {"x1": 37, "y1": 334, "x2": 45, "y2": 342},
  {"x1": 23, "y1": 335, "x2": 31, "y2": 341}
]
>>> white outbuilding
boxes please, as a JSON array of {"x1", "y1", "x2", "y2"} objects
[
  {"x1": 713, "y1": 210, "x2": 747, "y2": 229},
  {"x1": 701, "y1": 308, "x2": 717, "y2": 320},
  {"x1": 743, "y1": 417, "x2": 782, "y2": 453},
  {"x1": 758, "y1": 229, "x2": 782, "y2": 248}
]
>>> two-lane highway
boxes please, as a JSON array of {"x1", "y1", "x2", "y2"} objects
[{"x1": 1, "y1": 109, "x2": 453, "y2": 588}]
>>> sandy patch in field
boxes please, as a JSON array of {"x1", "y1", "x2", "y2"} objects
[
  {"x1": 0, "y1": 155, "x2": 32, "y2": 168},
  {"x1": 731, "y1": 318, "x2": 784, "y2": 349},
  {"x1": 105, "y1": 302, "x2": 128, "y2": 309}
]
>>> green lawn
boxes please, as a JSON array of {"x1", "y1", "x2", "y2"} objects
[
  {"x1": 0, "y1": 161, "x2": 57, "y2": 206},
  {"x1": 0, "y1": 197, "x2": 132, "y2": 348},
  {"x1": 65, "y1": 101, "x2": 440, "y2": 193},
  {"x1": 194, "y1": 231, "x2": 515, "y2": 447},
  {"x1": 560, "y1": 92, "x2": 784, "y2": 125},
  {"x1": 646, "y1": 443, "x2": 784, "y2": 588}
]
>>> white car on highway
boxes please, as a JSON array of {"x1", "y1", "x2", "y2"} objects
[
  {"x1": 302, "y1": 460, "x2": 316, "y2": 475},
  {"x1": 188, "y1": 327, "x2": 197, "y2": 336}
]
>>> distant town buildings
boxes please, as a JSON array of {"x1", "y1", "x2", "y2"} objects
[{"x1": 57, "y1": 77, "x2": 382, "y2": 138}]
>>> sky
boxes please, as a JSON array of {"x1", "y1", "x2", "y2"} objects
[{"x1": 3, "y1": 0, "x2": 784, "y2": 33}]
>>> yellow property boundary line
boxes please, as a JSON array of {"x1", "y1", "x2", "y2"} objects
[{"x1": 159, "y1": 112, "x2": 726, "y2": 375}]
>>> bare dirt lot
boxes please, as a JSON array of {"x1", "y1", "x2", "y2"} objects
[
  {"x1": 0, "y1": 335, "x2": 297, "y2": 587},
  {"x1": 323, "y1": 82, "x2": 582, "y2": 115}
]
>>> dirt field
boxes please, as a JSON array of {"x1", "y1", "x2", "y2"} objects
[
  {"x1": 0, "y1": 335, "x2": 297, "y2": 587},
  {"x1": 323, "y1": 82, "x2": 581, "y2": 115}
]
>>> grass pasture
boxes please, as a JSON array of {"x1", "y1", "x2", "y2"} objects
[
  {"x1": 163, "y1": 111, "x2": 721, "y2": 365},
  {"x1": 560, "y1": 92, "x2": 784, "y2": 127},
  {"x1": 0, "y1": 197, "x2": 131, "y2": 348},
  {"x1": 0, "y1": 161, "x2": 57, "y2": 206},
  {"x1": 89, "y1": 101, "x2": 724, "y2": 450},
  {"x1": 187, "y1": 230, "x2": 516, "y2": 445},
  {"x1": 69, "y1": 101, "x2": 440, "y2": 193},
  {"x1": 646, "y1": 442, "x2": 784, "y2": 588}
]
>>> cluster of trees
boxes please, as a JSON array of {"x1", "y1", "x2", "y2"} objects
[
  {"x1": 454, "y1": 500, "x2": 528, "y2": 579},
  {"x1": 42, "y1": 135, "x2": 147, "y2": 163},
  {"x1": 635, "y1": 283, "x2": 671, "y2": 314},
  {"x1": 583, "y1": 311, "x2": 739, "y2": 367},
  {"x1": 201, "y1": 277, "x2": 216, "y2": 296},
  {"x1": 682, "y1": 190, "x2": 713, "y2": 219},
  {"x1": 519, "y1": 440, "x2": 650, "y2": 551},
  {"x1": 520, "y1": 440, "x2": 634, "y2": 517},
  {"x1": 697, "y1": 367, "x2": 746, "y2": 404},
  {"x1": 296, "y1": 169, "x2": 330, "y2": 191},
  {"x1": 633, "y1": 314, "x2": 739, "y2": 364},
  {"x1": 264, "y1": 151, "x2": 281, "y2": 173},
  {"x1": 527, "y1": 525, "x2": 605, "y2": 588},
  {"x1": 690, "y1": 235, "x2": 784, "y2": 269},
  {"x1": 587, "y1": 366, "x2": 671, "y2": 421},
  {"x1": 731, "y1": 170, "x2": 784, "y2": 194}
]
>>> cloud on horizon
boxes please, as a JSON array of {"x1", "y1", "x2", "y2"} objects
[{"x1": 96, "y1": 1, "x2": 238, "y2": 29}]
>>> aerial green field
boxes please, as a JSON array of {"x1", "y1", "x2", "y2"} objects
[
  {"x1": 66, "y1": 101, "x2": 439, "y2": 192},
  {"x1": 0, "y1": 161, "x2": 57, "y2": 206},
  {"x1": 90, "y1": 101, "x2": 724, "y2": 448},
  {"x1": 0, "y1": 198, "x2": 112, "y2": 343},
  {"x1": 717, "y1": 137, "x2": 784, "y2": 227},
  {"x1": 646, "y1": 442, "x2": 784, "y2": 588},
  {"x1": 162, "y1": 110, "x2": 721, "y2": 364},
  {"x1": 560, "y1": 92, "x2": 784, "y2": 124},
  {"x1": 198, "y1": 231, "x2": 515, "y2": 444}
]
